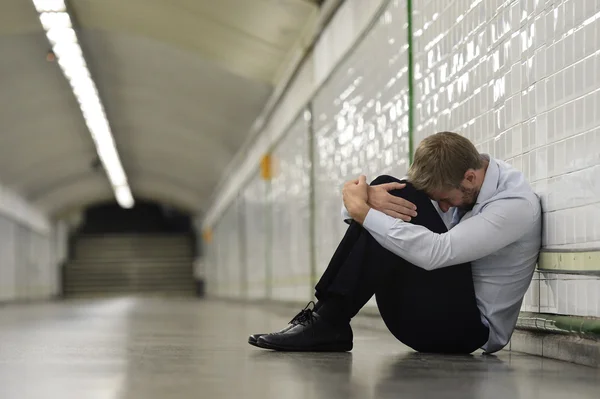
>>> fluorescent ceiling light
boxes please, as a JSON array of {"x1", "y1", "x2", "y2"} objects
[
  {"x1": 39, "y1": 11, "x2": 71, "y2": 30},
  {"x1": 115, "y1": 185, "x2": 135, "y2": 209},
  {"x1": 33, "y1": 0, "x2": 66, "y2": 13},
  {"x1": 33, "y1": 4, "x2": 134, "y2": 209}
]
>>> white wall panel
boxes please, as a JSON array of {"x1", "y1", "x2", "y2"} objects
[
  {"x1": 203, "y1": 0, "x2": 599, "y2": 323},
  {"x1": 0, "y1": 216, "x2": 17, "y2": 301},
  {"x1": 523, "y1": 271, "x2": 600, "y2": 318},
  {"x1": 204, "y1": 232, "x2": 218, "y2": 297},
  {"x1": 0, "y1": 214, "x2": 64, "y2": 302},
  {"x1": 213, "y1": 222, "x2": 225, "y2": 297},
  {"x1": 0, "y1": 185, "x2": 49, "y2": 234},
  {"x1": 313, "y1": 0, "x2": 410, "y2": 309},
  {"x1": 413, "y1": 0, "x2": 600, "y2": 249},
  {"x1": 202, "y1": 0, "x2": 388, "y2": 230},
  {"x1": 214, "y1": 217, "x2": 230, "y2": 298},
  {"x1": 413, "y1": 0, "x2": 600, "y2": 317},
  {"x1": 270, "y1": 115, "x2": 312, "y2": 302},
  {"x1": 214, "y1": 200, "x2": 244, "y2": 299},
  {"x1": 243, "y1": 173, "x2": 269, "y2": 300}
]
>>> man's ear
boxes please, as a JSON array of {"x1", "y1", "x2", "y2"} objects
[{"x1": 463, "y1": 169, "x2": 477, "y2": 186}]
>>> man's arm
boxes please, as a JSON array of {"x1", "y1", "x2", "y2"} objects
[
  {"x1": 360, "y1": 198, "x2": 535, "y2": 270},
  {"x1": 341, "y1": 180, "x2": 417, "y2": 224}
]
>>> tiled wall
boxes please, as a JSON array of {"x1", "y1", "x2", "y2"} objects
[
  {"x1": 0, "y1": 214, "x2": 65, "y2": 301},
  {"x1": 269, "y1": 115, "x2": 312, "y2": 302},
  {"x1": 215, "y1": 200, "x2": 244, "y2": 299},
  {"x1": 313, "y1": 0, "x2": 411, "y2": 308},
  {"x1": 522, "y1": 271, "x2": 600, "y2": 317},
  {"x1": 205, "y1": 0, "x2": 599, "y2": 319},
  {"x1": 242, "y1": 173, "x2": 269, "y2": 300},
  {"x1": 413, "y1": 0, "x2": 600, "y2": 317}
]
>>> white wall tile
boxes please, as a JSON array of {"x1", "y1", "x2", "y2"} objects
[
  {"x1": 313, "y1": 0, "x2": 411, "y2": 305},
  {"x1": 270, "y1": 115, "x2": 312, "y2": 302},
  {"x1": 0, "y1": 214, "x2": 61, "y2": 302},
  {"x1": 206, "y1": 0, "x2": 600, "y2": 323},
  {"x1": 413, "y1": 0, "x2": 600, "y2": 319},
  {"x1": 243, "y1": 174, "x2": 268, "y2": 300}
]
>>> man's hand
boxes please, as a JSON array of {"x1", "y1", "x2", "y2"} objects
[
  {"x1": 342, "y1": 175, "x2": 370, "y2": 224},
  {"x1": 367, "y1": 182, "x2": 418, "y2": 222}
]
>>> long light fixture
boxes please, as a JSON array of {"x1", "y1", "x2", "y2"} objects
[{"x1": 32, "y1": 0, "x2": 134, "y2": 209}]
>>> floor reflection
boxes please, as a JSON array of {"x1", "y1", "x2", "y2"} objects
[{"x1": 372, "y1": 352, "x2": 518, "y2": 399}]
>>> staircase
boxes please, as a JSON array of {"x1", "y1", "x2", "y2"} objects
[{"x1": 63, "y1": 234, "x2": 196, "y2": 298}]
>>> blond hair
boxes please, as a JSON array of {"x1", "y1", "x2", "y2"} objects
[{"x1": 407, "y1": 132, "x2": 483, "y2": 192}]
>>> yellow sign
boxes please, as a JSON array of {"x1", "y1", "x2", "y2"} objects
[
  {"x1": 261, "y1": 154, "x2": 272, "y2": 180},
  {"x1": 202, "y1": 229, "x2": 213, "y2": 243}
]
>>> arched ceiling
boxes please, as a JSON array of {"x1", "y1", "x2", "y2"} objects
[{"x1": 0, "y1": 0, "x2": 320, "y2": 217}]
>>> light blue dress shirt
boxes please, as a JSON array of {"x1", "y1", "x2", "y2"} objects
[{"x1": 342, "y1": 154, "x2": 542, "y2": 353}]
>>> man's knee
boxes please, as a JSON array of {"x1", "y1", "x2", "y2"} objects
[
  {"x1": 370, "y1": 175, "x2": 429, "y2": 204},
  {"x1": 370, "y1": 175, "x2": 419, "y2": 196},
  {"x1": 370, "y1": 175, "x2": 405, "y2": 186}
]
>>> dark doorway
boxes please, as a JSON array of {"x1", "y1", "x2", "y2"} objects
[{"x1": 78, "y1": 200, "x2": 193, "y2": 235}]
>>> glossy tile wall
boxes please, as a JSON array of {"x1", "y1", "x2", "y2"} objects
[
  {"x1": 213, "y1": 199, "x2": 245, "y2": 299},
  {"x1": 269, "y1": 115, "x2": 312, "y2": 301},
  {"x1": 413, "y1": 0, "x2": 600, "y2": 317},
  {"x1": 212, "y1": 224, "x2": 229, "y2": 299},
  {"x1": 413, "y1": 0, "x2": 600, "y2": 249},
  {"x1": 521, "y1": 271, "x2": 600, "y2": 317},
  {"x1": 313, "y1": 0, "x2": 411, "y2": 309},
  {"x1": 243, "y1": 173, "x2": 269, "y2": 300},
  {"x1": 0, "y1": 215, "x2": 63, "y2": 301},
  {"x1": 204, "y1": 226, "x2": 218, "y2": 297},
  {"x1": 205, "y1": 0, "x2": 599, "y2": 321}
]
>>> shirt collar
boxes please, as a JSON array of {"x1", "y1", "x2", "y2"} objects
[{"x1": 475, "y1": 154, "x2": 499, "y2": 205}]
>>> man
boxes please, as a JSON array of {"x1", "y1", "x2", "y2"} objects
[{"x1": 248, "y1": 131, "x2": 542, "y2": 354}]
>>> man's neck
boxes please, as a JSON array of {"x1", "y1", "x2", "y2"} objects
[{"x1": 475, "y1": 158, "x2": 490, "y2": 192}]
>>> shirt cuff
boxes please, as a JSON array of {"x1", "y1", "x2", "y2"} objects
[
  {"x1": 362, "y1": 208, "x2": 401, "y2": 243},
  {"x1": 341, "y1": 203, "x2": 352, "y2": 224}
]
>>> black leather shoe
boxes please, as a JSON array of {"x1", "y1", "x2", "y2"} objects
[
  {"x1": 257, "y1": 303, "x2": 353, "y2": 352},
  {"x1": 247, "y1": 312, "x2": 303, "y2": 348},
  {"x1": 248, "y1": 334, "x2": 266, "y2": 347}
]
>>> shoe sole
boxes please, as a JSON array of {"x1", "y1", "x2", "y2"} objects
[{"x1": 257, "y1": 340, "x2": 353, "y2": 352}]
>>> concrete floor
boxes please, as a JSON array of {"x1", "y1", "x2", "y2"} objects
[{"x1": 0, "y1": 298, "x2": 598, "y2": 399}]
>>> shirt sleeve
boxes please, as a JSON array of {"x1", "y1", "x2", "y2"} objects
[
  {"x1": 341, "y1": 203, "x2": 352, "y2": 224},
  {"x1": 362, "y1": 198, "x2": 535, "y2": 270}
]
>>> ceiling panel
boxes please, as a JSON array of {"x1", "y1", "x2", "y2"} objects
[
  {"x1": 72, "y1": 0, "x2": 318, "y2": 83},
  {"x1": 0, "y1": 0, "x2": 44, "y2": 35},
  {"x1": 0, "y1": 0, "x2": 319, "y2": 215}
]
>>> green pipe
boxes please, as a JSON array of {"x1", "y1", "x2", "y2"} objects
[
  {"x1": 517, "y1": 312, "x2": 600, "y2": 339},
  {"x1": 406, "y1": 0, "x2": 415, "y2": 165}
]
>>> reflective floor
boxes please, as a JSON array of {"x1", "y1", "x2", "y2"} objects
[{"x1": 0, "y1": 297, "x2": 598, "y2": 398}]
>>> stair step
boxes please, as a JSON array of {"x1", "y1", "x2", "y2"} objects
[
  {"x1": 74, "y1": 248, "x2": 193, "y2": 255},
  {"x1": 64, "y1": 283, "x2": 194, "y2": 289},
  {"x1": 65, "y1": 233, "x2": 195, "y2": 298},
  {"x1": 64, "y1": 289, "x2": 194, "y2": 296},
  {"x1": 76, "y1": 237, "x2": 192, "y2": 246},
  {"x1": 64, "y1": 275, "x2": 192, "y2": 282},
  {"x1": 75, "y1": 243, "x2": 192, "y2": 249},
  {"x1": 67, "y1": 260, "x2": 193, "y2": 267},
  {"x1": 64, "y1": 278, "x2": 193, "y2": 283}
]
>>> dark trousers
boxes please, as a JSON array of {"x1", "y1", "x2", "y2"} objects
[{"x1": 314, "y1": 175, "x2": 489, "y2": 354}]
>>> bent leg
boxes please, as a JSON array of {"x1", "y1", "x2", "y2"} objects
[
  {"x1": 314, "y1": 174, "x2": 450, "y2": 320},
  {"x1": 368, "y1": 177, "x2": 488, "y2": 353},
  {"x1": 316, "y1": 175, "x2": 488, "y2": 353},
  {"x1": 255, "y1": 174, "x2": 487, "y2": 353}
]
